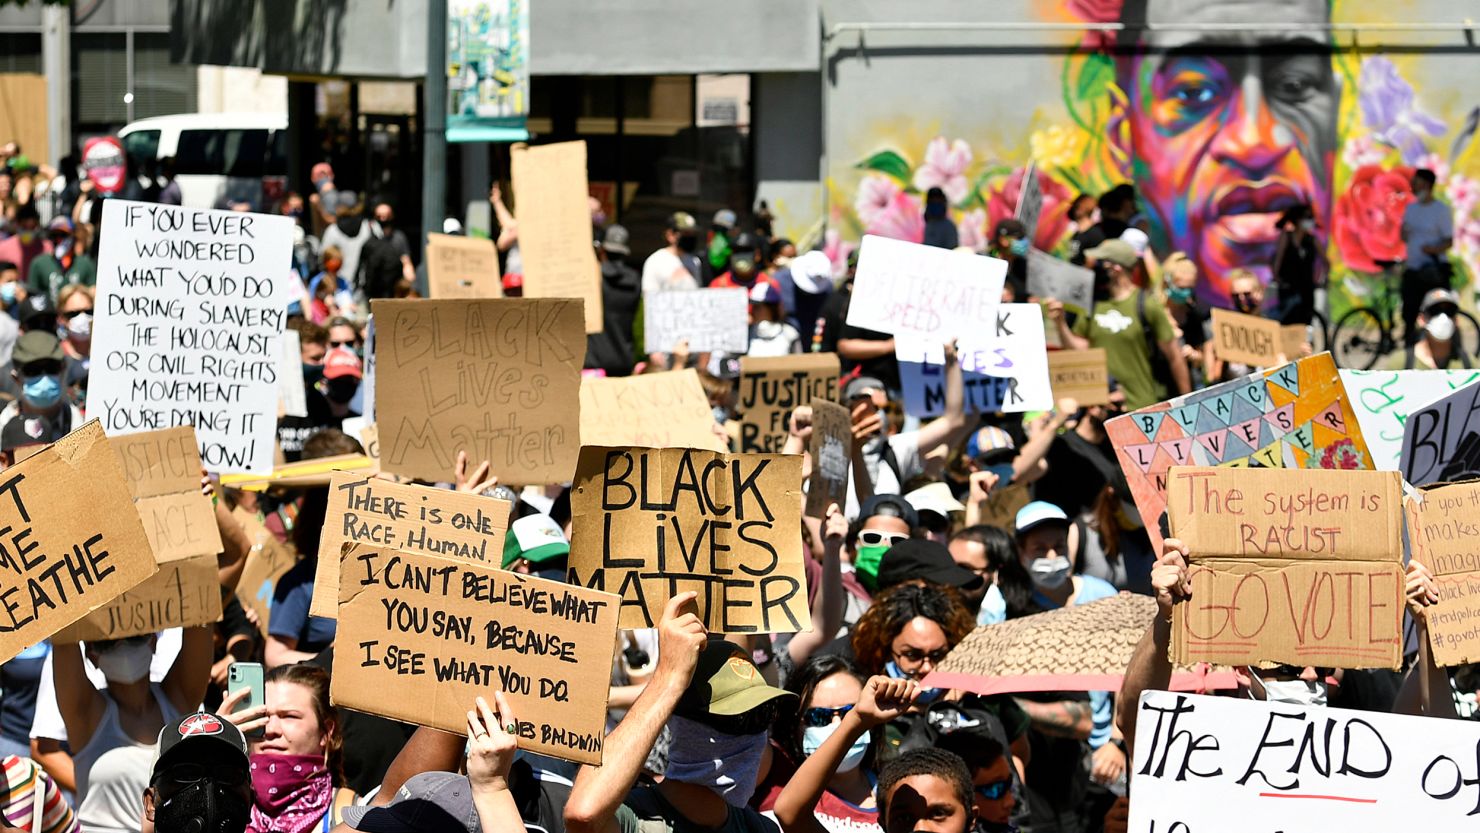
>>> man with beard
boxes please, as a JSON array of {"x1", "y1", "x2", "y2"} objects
[{"x1": 1113, "y1": 0, "x2": 1338, "y2": 308}]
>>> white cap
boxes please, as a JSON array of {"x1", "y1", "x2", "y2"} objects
[
  {"x1": 1120, "y1": 227, "x2": 1150, "y2": 257},
  {"x1": 904, "y1": 482, "x2": 967, "y2": 518},
  {"x1": 442, "y1": 217, "x2": 465, "y2": 235},
  {"x1": 789, "y1": 251, "x2": 834, "y2": 294}
]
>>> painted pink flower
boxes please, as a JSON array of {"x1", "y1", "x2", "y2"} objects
[
  {"x1": 822, "y1": 228, "x2": 856, "y2": 279},
  {"x1": 957, "y1": 208, "x2": 988, "y2": 252},
  {"x1": 1416, "y1": 152, "x2": 1451, "y2": 185},
  {"x1": 1067, "y1": 0, "x2": 1123, "y2": 49},
  {"x1": 912, "y1": 137, "x2": 973, "y2": 205},
  {"x1": 1448, "y1": 174, "x2": 1480, "y2": 217},
  {"x1": 865, "y1": 191, "x2": 925, "y2": 244},
  {"x1": 1316, "y1": 438, "x2": 1366, "y2": 470},
  {"x1": 854, "y1": 174, "x2": 902, "y2": 226},
  {"x1": 1341, "y1": 135, "x2": 1388, "y2": 170},
  {"x1": 985, "y1": 167, "x2": 1073, "y2": 252}
]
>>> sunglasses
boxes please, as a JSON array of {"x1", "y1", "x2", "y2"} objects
[
  {"x1": 19, "y1": 360, "x2": 62, "y2": 378},
  {"x1": 804, "y1": 704, "x2": 853, "y2": 728},
  {"x1": 329, "y1": 339, "x2": 356, "y2": 348},
  {"x1": 894, "y1": 647, "x2": 950, "y2": 666},
  {"x1": 162, "y1": 762, "x2": 250, "y2": 787},
  {"x1": 59, "y1": 308, "x2": 93, "y2": 320},
  {"x1": 975, "y1": 780, "x2": 1011, "y2": 801},
  {"x1": 1266, "y1": 664, "x2": 1333, "y2": 680},
  {"x1": 858, "y1": 531, "x2": 908, "y2": 548}
]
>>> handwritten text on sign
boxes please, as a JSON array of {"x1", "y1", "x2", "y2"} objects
[
  {"x1": 331, "y1": 545, "x2": 618, "y2": 765},
  {"x1": 311, "y1": 472, "x2": 510, "y2": 618},
  {"x1": 53, "y1": 554, "x2": 219, "y2": 643},
  {"x1": 112, "y1": 427, "x2": 223, "y2": 561},
  {"x1": 1339, "y1": 369, "x2": 1480, "y2": 471},
  {"x1": 806, "y1": 399, "x2": 852, "y2": 519},
  {"x1": 1130, "y1": 691, "x2": 1480, "y2": 833},
  {"x1": 1408, "y1": 480, "x2": 1480, "y2": 666},
  {"x1": 896, "y1": 304, "x2": 1053, "y2": 416},
  {"x1": 373, "y1": 299, "x2": 584, "y2": 484},
  {"x1": 737, "y1": 354, "x2": 840, "y2": 453},
  {"x1": 846, "y1": 234, "x2": 1006, "y2": 340},
  {"x1": 1400, "y1": 377, "x2": 1480, "y2": 486},
  {"x1": 643, "y1": 289, "x2": 749, "y2": 355},
  {"x1": 0, "y1": 422, "x2": 157, "y2": 662},
  {"x1": 92, "y1": 200, "x2": 292, "y2": 475},
  {"x1": 1165, "y1": 466, "x2": 1404, "y2": 669},
  {"x1": 568, "y1": 447, "x2": 809, "y2": 633}
]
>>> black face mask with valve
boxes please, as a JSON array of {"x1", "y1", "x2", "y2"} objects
[{"x1": 153, "y1": 780, "x2": 251, "y2": 833}]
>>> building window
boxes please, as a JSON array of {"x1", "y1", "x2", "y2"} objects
[
  {"x1": 74, "y1": 30, "x2": 197, "y2": 134},
  {"x1": 0, "y1": 34, "x2": 42, "y2": 75}
]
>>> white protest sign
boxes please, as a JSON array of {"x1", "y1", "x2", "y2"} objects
[
  {"x1": 1400, "y1": 377, "x2": 1480, "y2": 486},
  {"x1": 1016, "y1": 162, "x2": 1043, "y2": 243},
  {"x1": 278, "y1": 329, "x2": 307, "y2": 418},
  {"x1": 352, "y1": 316, "x2": 375, "y2": 421},
  {"x1": 1340, "y1": 368, "x2": 1480, "y2": 471},
  {"x1": 93, "y1": 200, "x2": 292, "y2": 475},
  {"x1": 896, "y1": 303, "x2": 1051, "y2": 416},
  {"x1": 1026, "y1": 249, "x2": 1093, "y2": 313},
  {"x1": 845, "y1": 235, "x2": 1006, "y2": 341},
  {"x1": 643, "y1": 288, "x2": 749, "y2": 354},
  {"x1": 1129, "y1": 690, "x2": 1480, "y2": 832}
]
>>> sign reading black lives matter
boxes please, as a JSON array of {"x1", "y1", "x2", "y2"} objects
[{"x1": 93, "y1": 200, "x2": 293, "y2": 475}]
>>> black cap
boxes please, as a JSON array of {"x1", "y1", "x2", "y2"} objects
[
  {"x1": 17, "y1": 293, "x2": 54, "y2": 328},
  {"x1": 993, "y1": 218, "x2": 1027, "y2": 239},
  {"x1": 929, "y1": 704, "x2": 1010, "y2": 765},
  {"x1": 152, "y1": 712, "x2": 249, "y2": 782},
  {"x1": 731, "y1": 231, "x2": 761, "y2": 254},
  {"x1": 877, "y1": 539, "x2": 984, "y2": 594},
  {"x1": 859, "y1": 494, "x2": 919, "y2": 530}
]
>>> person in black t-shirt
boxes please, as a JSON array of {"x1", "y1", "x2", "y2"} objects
[
  {"x1": 818, "y1": 251, "x2": 900, "y2": 393},
  {"x1": 1026, "y1": 381, "x2": 1126, "y2": 520}
]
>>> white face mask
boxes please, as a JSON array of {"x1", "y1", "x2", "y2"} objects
[
  {"x1": 664, "y1": 715, "x2": 769, "y2": 807},
  {"x1": 1258, "y1": 677, "x2": 1328, "y2": 707},
  {"x1": 802, "y1": 722, "x2": 869, "y2": 773},
  {"x1": 93, "y1": 640, "x2": 153, "y2": 684},
  {"x1": 1028, "y1": 555, "x2": 1072, "y2": 590},
  {"x1": 1427, "y1": 313, "x2": 1456, "y2": 342}
]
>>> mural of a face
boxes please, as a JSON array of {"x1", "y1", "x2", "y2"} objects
[{"x1": 1116, "y1": 0, "x2": 1338, "y2": 306}]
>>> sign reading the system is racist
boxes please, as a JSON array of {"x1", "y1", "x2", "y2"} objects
[
  {"x1": 92, "y1": 200, "x2": 293, "y2": 474},
  {"x1": 568, "y1": 447, "x2": 808, "y2": 633},
  {"x1": 897, "y1": 304, "x2": 1052, "y2": 416},
  {"x1": 737, "y1": 354, "x2": 840, "y2": 453}
]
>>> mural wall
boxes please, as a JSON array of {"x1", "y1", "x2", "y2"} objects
[{"x1": 822, "y1": 0, "x2": 1480, "y2": 319}]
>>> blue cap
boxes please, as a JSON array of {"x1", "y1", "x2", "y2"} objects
[{"x1": 1015, "y1": 501, "x2": 1070, "y2": 535}]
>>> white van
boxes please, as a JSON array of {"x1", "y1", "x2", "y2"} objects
[{"x1": 118, "y1": 112, "x2": 289, "y2": 210}]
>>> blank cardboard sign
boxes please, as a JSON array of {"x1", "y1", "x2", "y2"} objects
[
  {"x1": 0, "y1": 421, "x2": 157, "y2": 662},
  {"x1": 805, "y1": 400, "x2": 851, "y2": 519},
  {"x1": 233, "y1": 507, "x2": 296, "y2": 636},
  {"x1": 511, "y1": 141, "x2": 603, "y2": 333},
  {"x1": 1165, "y1": 466, "x2": 1404, "y2": 669},
  {"x1": 568, "y1": 446, "x2": 809, "y2": 633},
  {"x1": 331, "y1": 544, "x2": 618, "y2": 764},
  {"x1": 310, "y1": 472, "x2": 510, "y2": 618},
  {"x1": 426, "y1": 233, "x2": 501, "y2": 299},
  {"x1": 1407, "y1": 480, "x2": 1480, "y2": 666},
  {"x1": 579, "y1": 370, "x2": 726, "y2": 452}
]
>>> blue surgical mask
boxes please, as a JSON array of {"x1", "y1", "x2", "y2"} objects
[
  {"x1": 22, "y1": 374, "x2": 61, "y2": 408},
  {"x1": 986, "y1": 463, "x2": 1015, "y2": 488},
  {"x1": 884, "y1": 661, "x2": 946, "y2": 705},
  {"x1": 0, "y1": 283, "x2": 15, "y2": 305},
  {"x1": 802, "y1": 722, "x2": 869, "y2": 772},
  {"x1": 1009, "y1": 237, "x2": 1030, "y2": 257},
  {"x1": 1166, "y1": 285, "x2": 1193, "y2": 304}
]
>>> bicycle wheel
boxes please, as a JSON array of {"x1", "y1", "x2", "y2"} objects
[
  {"x1": 1332, "y1": 307, "x2": 1387, "y2": 370},
  {"x1": 1456, "y1": 310, "x2": 1480, "y2": 362}
]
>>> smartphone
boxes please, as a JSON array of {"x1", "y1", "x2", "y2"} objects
[{"x1": 227, "y1": 662, "x2": 265, "y2": 738}]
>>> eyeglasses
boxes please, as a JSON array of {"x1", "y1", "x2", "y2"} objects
[
  {"x1": 893, "y1": 647, "x2": 950, "y2": 667},
  {"x1": 803, "y1": 704, "x2": 853, "y2": 728},
  {"x1": 858, "y1": 530, "x2": 908, "y2": 548},
  {"x1": 162, "y1": 762, "x2": 249, "y2": 787},
  {"x1": 59, "y1": 308, "x2": 92, "y2": 320},
  {"x1": 975, "y1": 780, "x2": 1011, "y2": 801}
]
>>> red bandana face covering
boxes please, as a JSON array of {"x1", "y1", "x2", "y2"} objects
[{"x1": 248, "y1": 753, "x2": 332, "y2": 833}]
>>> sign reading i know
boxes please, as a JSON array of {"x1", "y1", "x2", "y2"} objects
[{"x1": 92, "y1": 200, "x2": 293, "y2": 475}]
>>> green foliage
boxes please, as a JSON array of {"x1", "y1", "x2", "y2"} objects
[{"x1": 854, "y1": 150, "x2": 913, "y2": 186}]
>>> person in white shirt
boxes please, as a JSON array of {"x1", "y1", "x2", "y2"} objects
[
  {"x1": 1400, "y1": 167, "x2": 1454, "y2": 346},
  {"x1": 641, "y1": 212, "x2": 703, "y2": 296}
]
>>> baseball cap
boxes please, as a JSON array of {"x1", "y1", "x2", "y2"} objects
[
  {"x1": 46, "y1": 216, "x2": 73, "y2": 234},
  {"x1": 675, "y1": 640, "x2": 794, "y2": 723},
  {"x1": 993, "y1": 218, "x2": 1026, "y2": 239},
  {"x1": 859, "y1": 493, "x2": 919, "y2": 530},
  {"x1": 1015, "y1": 500, "x2": 1070, "y2": 536},
  {"x1": 342, "y1": 771, "x2": 480, "y2": 833},
  {"x1": 1422, "y1": 288, "x2": 1460, "y2": 313},
  {"x1": 966, "y1": 426, "x2": 1016, "y2": 463},
  {"x1": 877, "y1": 539, "x2": 983, "y2": 593},
  {"x1": 668, "y1": 212, "x2": 698, "y2": 233},
  {"x1": 152, "y1": 711, "x2": 249, "y2": 782},
  {"x1": 442, "y1": 218, "x2": 464, "y2": 235},
  {"x1": 17, "y1": 294, "x2": 55, "y2": 328},
  {"x1": 1120, "y1": 227, "x2": 1150, "y2": 257},
  {"x1": 502, "y1": 513, "x2": 570, "y2": 569},
  {"x1": 904, "y1": 482, "x2": 967, "y2": 519},
  {"x1": 1083, "y1": 239, "x2": 1138, "y2": 268},
  {"x1": 321, "y1": 347, "x2": 362, "y2": 380},
  {"x1": 712, "y1": 209, "x2": 737, "y2": 229},
  {"x1": 12, "y1": 330, "x2": 63, "y2": 366},
  {"x1": 748, "y1": 281, "x2": 781, "y2": 305},
  {"x1": 2, "y1": 414, "x2": 63, "y2": 452},
  {"x1": 843, "y1": 375, "x2": 886, "y2": 401},
  {"x1": 601, "y1": 224, "x2": 631, "y2": 256}
]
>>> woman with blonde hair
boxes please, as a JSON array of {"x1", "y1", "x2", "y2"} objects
[{"x1": 1159, "y1": 253, "x2": 1213, "y2": 386}]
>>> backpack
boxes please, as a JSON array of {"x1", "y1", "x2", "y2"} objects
[
  {"x1": 1134, "y1": 289, "x2": 1177, "y2": 394},
  {"x1": 358, "y1": 235, "x2": 404, "y2": 300}
]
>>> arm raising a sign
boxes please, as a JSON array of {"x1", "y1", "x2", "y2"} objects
[
  {"x1": 912, "y1": 340, "x2": 969, "y2": 456},
  {"x1": 1116, "y1": 539, "x2": 1189, "y2": 761},
  {"x1": 1393, "y1": 560, "x2": 1459, "y2": 720}
]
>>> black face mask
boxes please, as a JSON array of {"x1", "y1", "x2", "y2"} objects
[
  {"x1": 302, "y1": 363, "x2": 325, "y2": 386},
  {"x1": 1092, "y1": 262, "x2": 1114, "y2": 300},
  {"x1": 676, "y1": 235, "x2": 699, "y2": 254},
  {"x1": 153, "y1": 781, "x2": 251, "y2": 833},
  {"x1": 325, "y1": 376, "x2": 360, "y2": 405}
]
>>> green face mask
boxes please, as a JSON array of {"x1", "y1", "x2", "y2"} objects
[{"x1": 854, "y1": 543, "x2": 890, "y2": 590}]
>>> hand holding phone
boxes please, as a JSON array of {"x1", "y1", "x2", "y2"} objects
[{"x1": 226, "y1": 662, "x2": 266, "y2": 739}]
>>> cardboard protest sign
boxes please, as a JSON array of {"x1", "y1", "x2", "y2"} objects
[
  {"x1": 1130, "y1": 690, "x2": 1480, "y2": 832},
  {"x1": 568, "y1": 447, "x2": 808, "y2": 633},
  {"x1": 53, "y1": 555, "x2": 220, "y2": 643},
  {"x1": 341, "y1": 417, "x2": 380, "y2": 461},
  {"x1": 579, "y1": 370, "x2": 726, "y2": 452},
  {"x1": 897, "y1": 304, "x2": 1052, "y2": 416},
  {"x1": 1399, "y1": 377, "x2": 1480, "y2": 486},
  {"x1": 0, "y1": 421, "x2": 158, "y2": 662},
  {"x1": 92, "y1": 200, "x2": 293, "y2": 475},
  {"x1": 426, "y1": 233, "x2": 501, "y2": 299},
  {"x1": 279, "y1": 330, "x2": 307, "y2": 418},
  {"x1": 1406, "y1": 480, "x2": 1480, "y2": 666},
  {"x1": 510, "y1": 141, "x2": 603, "y2": 333},
  {"x1": 846, "y1": 235, "x2": 1006, "y2": 341},
  {"x1": 373, "y1": 298, "x2": 584, "y2": 484},
  {"x1": 1339, "y1": 369, "x2": 1480, "y2": 470},
  {"x1": 805, "y1": 399, "x2": 851, "y2": 519},
  {"x1": 232, "y1": 507, "x2": 297, "y2": 636},
  {"x1": 310, "y1": 472, "x2": 510, "y2": 618},
  {"x1": 737, "y1": 354, "x2": 840, "y2": 453},
  {"x1": 1015, "y1": 162, "x2": 1043, "y2": 242},
  {"x1": 1026, "y1": 250, "x2": 1093, "y2": 314},
  {"x1": 332, "y1": 544, "x2": 618, "y2": 764},
  {"x1": 1108, "y1": 353, "x2": 1371, "y2": 553},
  {"x1": 1210, "y1": 307, "x2": 1284, "y2": 367},
  {"x1": 1046, "y1": 348, "x2": 1110, "y2": 406},
  {"x1": 977, "y1": 483, "x2": 1031, "y2": 531},
  {"x1": 112, "y1": 427, "x2": 223, "y2": 561},
  {"x1": 1165, "y1": 466, "x2": 1404, "y2": 669},
  {"x1": 642, "y1": 289, "x2": 749, "y2": 355}
]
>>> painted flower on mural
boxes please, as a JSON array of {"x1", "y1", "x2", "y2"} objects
[
  {"x1": 912, "y1": 137, "x2": 974, "y2": 206},
  {"x1": 957, "y1": 208, "x2": 989, "y2": 253},
  {"x1": 1066, "y1": 0, "x2": 1122, "y2": 49},
  {"x1": 986, "y1": 166, "x2": 1073, "y2": 253},
  {"x1": 1315, "y1": 438, "x2": 1366, "y2": 471},
  {"x1": 866, "y1": 189, "x2": 925, "y2": 244},
  {"x1": 1030, "y1": 126, "x2": 1087, "y2": 172},
  {"x1": 1341, "y1": 134, "x2": 1388, "y2": 171},
  {"x1": 1332, "y1": 164, "x2": 1414, "y2": 274},
  {"x1": 1359, "y1": 57, "x2": 1446, "y2": 166},
  {"x1": 822, "y1": 228, "x2": 857, "y2": 280}
]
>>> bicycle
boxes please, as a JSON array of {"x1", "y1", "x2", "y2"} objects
[{"x1": 1329, "y1": 261, "x2": 1480, "y2": 369}]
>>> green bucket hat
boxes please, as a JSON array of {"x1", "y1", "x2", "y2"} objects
[{"x1": 676, "y1": 641, "x2": 794, "y2": 727}]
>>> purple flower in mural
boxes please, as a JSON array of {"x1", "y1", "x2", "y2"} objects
[
  {"x1": 912, "y1": 137, "x2": 973, "y2": 205},
  {"x1": 1360, "y1": 57, "x2": 1446, "y2": 164}
]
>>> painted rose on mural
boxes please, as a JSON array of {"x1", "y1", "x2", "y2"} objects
[
  {"x1": 985, "y1": 167, "x2": 1073, "y2": 253},
  {"x1": 1331, "y1": 165, "x2": 1414, "y2": 274}
]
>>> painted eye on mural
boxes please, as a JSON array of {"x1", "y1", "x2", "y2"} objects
[{"x1": 1268, "y1": 70, "x2": 1322, "y2": 104}]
